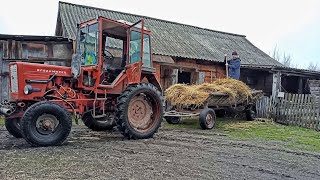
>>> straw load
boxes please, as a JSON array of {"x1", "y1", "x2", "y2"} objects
[{"x1": 165, "y1": 78, "x2": 252, "y2": 106}]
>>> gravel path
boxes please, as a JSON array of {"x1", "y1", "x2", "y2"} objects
[{"x1": 0, "y1": 125, "x2": 320, "y2": 180}]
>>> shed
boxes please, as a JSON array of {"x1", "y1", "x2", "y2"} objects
[{"x1": 0, "y1": 34, "x2": 72, "y2": 101}]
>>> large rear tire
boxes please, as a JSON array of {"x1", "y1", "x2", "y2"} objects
[
  {"x1": 5, "y1": 118, "x2": 22, "y2": 138},
  {"x1": 82, "y1": 112, "x2": 116, "y2": 131},
  {"x1": 116, "y1": 83, "x2": 163, "y2": 139},
  {"x1": 20, "y1": 101, "x2": 72, "y2": 147}
]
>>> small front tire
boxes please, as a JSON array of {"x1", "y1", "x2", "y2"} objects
[
  {"x1": 5, "y1": 118, "x2": 22, "y2": 138},
  {"x1": 20, "y1": 101, "x2": 72, "y2": 147}
]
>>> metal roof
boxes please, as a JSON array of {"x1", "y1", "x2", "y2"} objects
[
  {"x1": 0, "y1": 34, "x2": 70, "y2": 42},
  {"x1": 56, "y1": 1, "x2": 283, "y2": 66}
]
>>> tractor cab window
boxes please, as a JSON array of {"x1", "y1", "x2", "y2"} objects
[
  {"x1": 129, "y1": 31, "x2": 151, "y2": 67},
  {"x1": 79, "y1": 23, "x2": 99, "y2": 66}
]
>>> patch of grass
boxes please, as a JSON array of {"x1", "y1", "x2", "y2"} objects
[
  {"x1": 0, "y1": 116, "x2": 4, "y2": 125},
  {"x1": 164, "y1": 117, "x2": 201, "y2": 129},
  {"x1": 164, "y1": 117, "x2": 320, "y2": 152}
]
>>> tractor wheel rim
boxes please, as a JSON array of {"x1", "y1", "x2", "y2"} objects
[
  {"x1": 36, "y1": 114, "x2": 59, "y2": 135},
  {"x1": 128, "y1": 95, "x2": 154, "y2": 133},
  {"x1": 206, "y1": 113, "x2": 214, "y2": 128}
]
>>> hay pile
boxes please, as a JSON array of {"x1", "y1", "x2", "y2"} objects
[{"x1": 165, "y1": 78, "x2": 252, "y2": 106}]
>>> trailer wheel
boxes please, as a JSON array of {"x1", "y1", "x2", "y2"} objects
[
  {"x1": 82, "y1": 112, "x2": 116, "y2": 131},
  {"x1": 20, "y1": 101, "x2": 72, "y2": 147},
  {"x1": 165, "y1": 117, "x2": 181, "y2": 124},
  {"x1": 199, "y1": 108, "x2": 216, "y2": 130},
  {"x1": 5, "y1": 118, "x2": 22, "y2": 138},
  {"x1": 116, "y1": 83, "x2": 163, "y2": 139},
  {"x1": 245, "y1": 109, "x2": 256, "y2": 121}
]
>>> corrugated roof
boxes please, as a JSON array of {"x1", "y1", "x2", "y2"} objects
[
  {"x1": 56, "y1": 1, "x2": 283, "y2": 66},
  {"x1": 0, "y1": 34, "x2": 70, "y2": 42}
]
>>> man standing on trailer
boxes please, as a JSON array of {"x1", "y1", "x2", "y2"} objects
[{"x1": 228, "y1": 51, "x2": 241, "y2": 80}]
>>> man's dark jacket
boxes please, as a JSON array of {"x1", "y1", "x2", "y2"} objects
[{"x1": 227, "y1": 58, "x2": 241, "y2": 80}]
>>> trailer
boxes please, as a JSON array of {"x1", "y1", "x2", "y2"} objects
[{"x1": 164, "y1": 90, "x2": 263, "y2": 129}]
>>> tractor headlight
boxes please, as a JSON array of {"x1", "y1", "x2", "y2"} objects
[{"x1": 24, "y1": 85, "x2": 33, "y2": 95}]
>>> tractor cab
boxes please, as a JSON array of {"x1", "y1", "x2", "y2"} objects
[{"x1": 72, "y1": 17, "x2": 155, "y2": 89}]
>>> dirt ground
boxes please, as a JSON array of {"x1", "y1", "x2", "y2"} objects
[{"x1": 0, "y1": 124, "x2": 320, "y2": 180}]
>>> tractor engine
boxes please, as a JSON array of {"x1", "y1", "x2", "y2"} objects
[{"x1": 8, "y1": 62, "x2": 72, "y2": 102}]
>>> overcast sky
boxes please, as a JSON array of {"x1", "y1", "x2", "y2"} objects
[{"x1": 0, "y1": 0, "x2": 319, "y2": 69}]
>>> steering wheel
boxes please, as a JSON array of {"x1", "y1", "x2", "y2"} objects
[{"x1": 103, "y1": 49, "x2": 115, "y2": 61}]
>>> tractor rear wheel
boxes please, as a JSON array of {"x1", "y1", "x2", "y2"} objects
[
  {"x1": 5, "y1": 118, "x2": 22, "y2": 138},
  {"x1": 116, "y1": 83, "x2": 163, "y2": 139},
  {"x1": 82, "y1": 112, "x2": 116, "y2": 131},
  {"x1": 20, "y1": 101, "x2": 72, "y2": 147}
]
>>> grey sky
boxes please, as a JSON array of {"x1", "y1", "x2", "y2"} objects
[{"x1": 0, "y1": 0, "x2": 319, "y2": 68}]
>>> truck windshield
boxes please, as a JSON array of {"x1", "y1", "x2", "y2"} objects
[{"x1": 79, "y1": 23, "x2": 99, "y2": 66}]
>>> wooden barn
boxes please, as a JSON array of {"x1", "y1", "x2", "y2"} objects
[{"x1": 55, "y1": 2, "x2": 283, "y2": 92}]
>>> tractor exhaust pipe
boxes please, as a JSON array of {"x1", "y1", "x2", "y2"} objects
[{"x1": 0, "y1": 107, "x2": 12, "y2": 115}]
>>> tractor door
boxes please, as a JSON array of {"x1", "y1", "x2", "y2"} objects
[{"x1": 126, "y1": 19, "x2": 154, "y2": 84}]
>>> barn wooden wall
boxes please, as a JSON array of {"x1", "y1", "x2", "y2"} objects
[
  {"x1": 158, "y1": 58, "x2": 226, "y2": 91},
  {"x1": 0, "y1": 39, "x2": 72, "y2": 101},
  {"x1": 240, "y1": 69, "x2": 273, "y2": 96}
]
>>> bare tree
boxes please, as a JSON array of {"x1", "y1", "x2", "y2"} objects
[
  {"x1": 270, "y1": 46, "x2": 297, "y2": 68},
  {"x1": 308, "y1": 62, "x2": 320, "y2": 71}
]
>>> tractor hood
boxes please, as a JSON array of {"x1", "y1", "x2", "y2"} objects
[
  {"x1": 14, "y1": 62, "x2": 72, "y2": 77},
  {"x1": 9, "y1": 62, "x2": 72, "y2": 100}
]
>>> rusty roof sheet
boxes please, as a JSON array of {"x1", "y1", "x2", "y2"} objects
[{"x1": 56, "y1": 1, "x2": 283, "y2": 67}]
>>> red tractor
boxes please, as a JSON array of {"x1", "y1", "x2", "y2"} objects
[{"x1": 0, "y1": 17, "x2": 164, "y2": 146}]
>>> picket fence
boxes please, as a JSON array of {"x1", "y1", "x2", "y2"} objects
[{"x1": 255, "y1": 93, "x2": 320, "y2": 130}]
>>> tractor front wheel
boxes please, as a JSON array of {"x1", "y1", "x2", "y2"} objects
[
  {"x1": 20, "y1": 101, "x2": 72, "y2": 147},
  {"x1": 116, "y1": 83, "x2": 163, "y2": 139},
  {"x1": 82, "y1": 112, "x2": 116, "y2": 131},
  {"x1": 5, "y1": 118, "x2": 22, "y2": 138}
]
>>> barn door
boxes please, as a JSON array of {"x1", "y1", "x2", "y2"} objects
[
  {"x1": 171, "y1": 69, "x2": 178, "y2": 85},
  {"x1": 198, "y1": 71, "x2": 205, "y2": 84}
]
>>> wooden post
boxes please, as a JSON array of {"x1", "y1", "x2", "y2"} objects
[
  {"x1": 298, "y1": 77, "x2": 303, "y2": 94},
  {"x1": 272, "y1": 71, "x2": 281, "y2": 119},
  {"x1": 272, "y1": 71, "x2": 281, "y2": 99}
]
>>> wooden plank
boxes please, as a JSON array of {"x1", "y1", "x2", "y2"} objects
[
  {"x1": 296, "y1": 94, "x2": 302, "y2": 127},
  {"x1": 281, "y1": 94, "x2": 287, "y2": 123},
  {"x1": 305, "y1": 94, "x2": 311, "y2": 128},
  {"x1": 299, "y1": 94, "x2": 305, "y2": 127},
  {"x1": 290, "y1": 94, "x2": 298, "y2": 125},
  {"x1": 311, "y1": 96, "x2": 316, "y2": 129},
  {"x1": 292, "y1": 94, "x2": 299, "y2": 125},
  {"x1": 287, "y1": 94, "x2": 292, "y2": 124}
]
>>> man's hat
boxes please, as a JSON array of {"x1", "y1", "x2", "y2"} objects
[{"x1": 232, "y1": 51, "x2": 238, "y2": 55}]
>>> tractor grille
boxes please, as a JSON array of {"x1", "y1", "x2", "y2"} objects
[{"x1": 10, "y1": 64, "x2": 18, "y2": 93}]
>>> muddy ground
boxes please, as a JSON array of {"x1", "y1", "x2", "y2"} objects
[{"x1": 0, "y1": 124, "x2": 320, "y2": 180}]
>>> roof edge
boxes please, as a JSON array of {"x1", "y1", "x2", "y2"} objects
[{"x1": 58, "y1": 1, "x2": 246, "y2": 38}]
